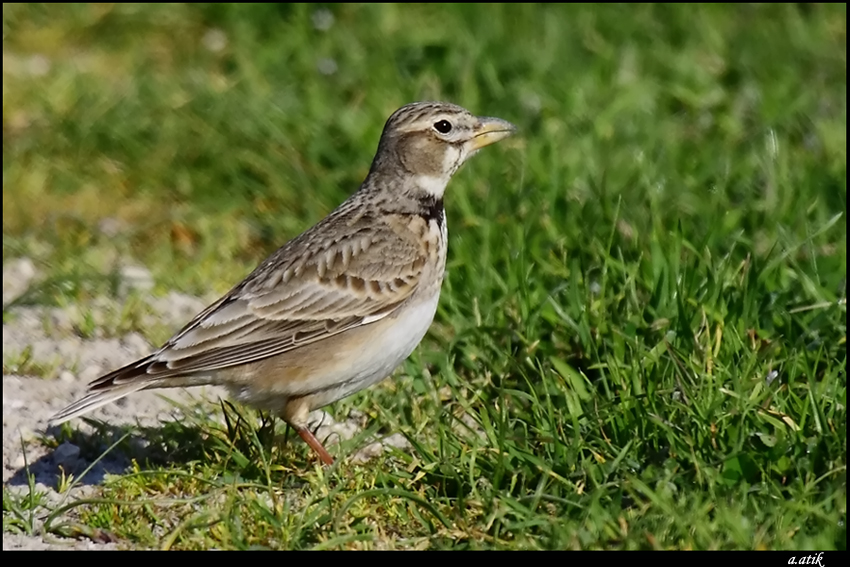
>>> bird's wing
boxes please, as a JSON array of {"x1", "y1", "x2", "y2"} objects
[{"x1": 92, "y1": 214, "x2": 426, "y2": 384}]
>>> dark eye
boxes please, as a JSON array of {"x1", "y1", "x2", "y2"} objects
[{"x1": 433, "y1": 120, "x2": 453, "y2": 134}]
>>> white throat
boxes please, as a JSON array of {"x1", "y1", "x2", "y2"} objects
[
  {"x1": 413, "y1": 145, "x2": 466, "y2": 198},
  {"x1": 414, "y1": 175, "x2": 450, "y2": 198}
]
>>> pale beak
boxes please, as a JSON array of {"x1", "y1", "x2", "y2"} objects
[{"x1": 468, "y1": 116, "x2": 517, "y2": 151}]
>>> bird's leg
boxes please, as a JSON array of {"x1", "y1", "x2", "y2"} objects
[
  {"x1": 282, "y1": 398, "x2": 334, "y2": 465},
  {"x1": 297, "y1": 427, "x2": 334, "y2": 465}
]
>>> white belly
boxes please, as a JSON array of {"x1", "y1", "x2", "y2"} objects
[
  {"x1": 226, "y1": 290, "x2": 441, "y2": 411},
  {"x1": 316, "y1": 290, "x2": 441, "y2": 402}
]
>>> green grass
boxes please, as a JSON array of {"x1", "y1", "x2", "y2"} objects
[{"x1": 3, "y1": 3, "x2": 846, "y2": 550}]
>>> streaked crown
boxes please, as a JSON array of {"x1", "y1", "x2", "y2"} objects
[{"x1": 367, "y1": 101, "x2": 516, "y2": 197}]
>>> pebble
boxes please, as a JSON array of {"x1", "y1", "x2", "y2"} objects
[
  {"x1": 351, "y1": 442, "x2": 383, "y2": 464},
  {"x1": 2, "y1": 257, "x2": 38, "y2": 305},
  {"x1": 381, "y1": 433, "x2": 412, "y2": 451},
  {"x1": 53, "y1": 442, "x2": 81, "y2": 467}
]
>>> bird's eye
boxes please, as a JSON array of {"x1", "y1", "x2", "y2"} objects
[{"x1": 433, "y1": 120, "x2": 453, "y2": 134}]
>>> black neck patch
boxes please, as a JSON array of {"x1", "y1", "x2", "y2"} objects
[{"x1": 418, "y1": 195, "x2": 444, "y2": 226}]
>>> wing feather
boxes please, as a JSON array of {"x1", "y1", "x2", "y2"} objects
[{"x1": 127, "y1": 217, "x2": 425, "y2": 379}]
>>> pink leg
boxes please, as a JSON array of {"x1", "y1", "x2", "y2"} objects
[{"x1": 297, "y1": 427, "x2": 334, "y2": 465}]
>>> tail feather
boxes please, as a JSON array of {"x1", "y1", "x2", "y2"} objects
[
  {"x1": 49, "y1": 355, "x2": 159, "y2": 426},
  {"x1": 49, "y1": 382, "x2": 151, "y2": 426}
]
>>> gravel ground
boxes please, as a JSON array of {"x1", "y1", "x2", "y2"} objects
[{"x1": 2, "y1": 257, "x2": 410, "y2": 550}]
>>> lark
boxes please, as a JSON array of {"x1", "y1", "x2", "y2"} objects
[{"x1": 50, "y1": 101, "x2": 516, "y2": 465}]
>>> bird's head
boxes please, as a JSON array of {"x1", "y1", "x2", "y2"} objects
[{"x1": 368, "y1": 101, "x2": 516, "y2": 199}]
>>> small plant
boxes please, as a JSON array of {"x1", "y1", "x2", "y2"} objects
[{"x1": 2, "y1": 437, "x2": 49, "y2": 536}]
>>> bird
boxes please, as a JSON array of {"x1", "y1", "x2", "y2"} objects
[{"x1": 49, "y1": 101, "x2": 516, "y2": 465}]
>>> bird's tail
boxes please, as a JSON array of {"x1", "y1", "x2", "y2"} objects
[{"x1": 49, "y1": 355, "x2": 157, "y2": 426}]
